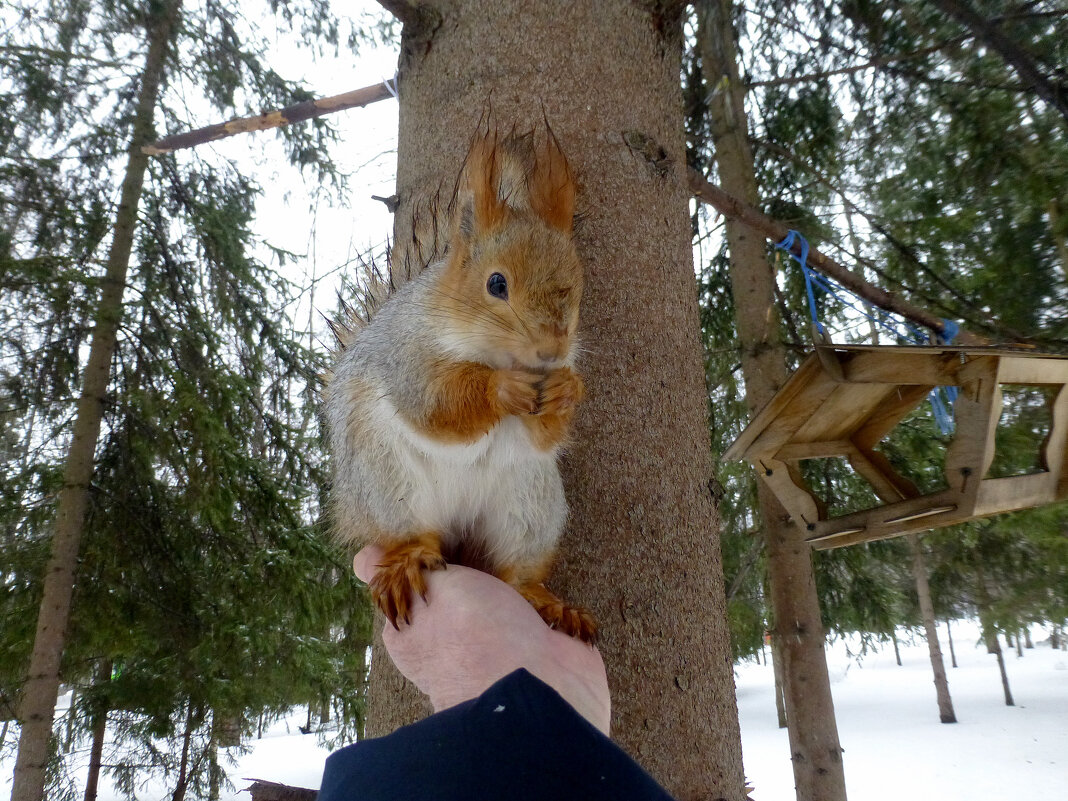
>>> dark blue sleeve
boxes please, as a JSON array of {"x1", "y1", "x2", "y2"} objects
[{"x1": 318, "y1": 668, "x2": 675, "y2": 801}]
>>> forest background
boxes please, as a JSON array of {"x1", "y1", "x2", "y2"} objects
[{"x1": 1, "y1": 1, "x2": 1066, "y2": 800}]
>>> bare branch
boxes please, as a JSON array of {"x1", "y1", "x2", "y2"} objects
[
  {"x1": 142, "y1": 81, "x2": 396, "y2": 155},
  {"x1": 746, "y1": 42, "x2": 950, "y2": 89},
  {"x1": 245, "y1": 779, "x2": 317, "y2": 801}
]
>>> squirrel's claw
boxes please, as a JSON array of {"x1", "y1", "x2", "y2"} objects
[
  {"x1": 368, "y1": 534, "x2": 447, "y2": 630},
  {"x1": 516, "y1": 581, "x2": 599, "y2": 645}
]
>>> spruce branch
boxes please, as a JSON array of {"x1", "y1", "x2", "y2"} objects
[{"x1": 931, "y1": 0, "x2": 1068, "y2": 126}]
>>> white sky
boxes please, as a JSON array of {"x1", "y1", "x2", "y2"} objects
[{"x1": 192, "y1": 2, "x2": 402, "y2": 348}]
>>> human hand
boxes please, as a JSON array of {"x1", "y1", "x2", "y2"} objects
[{"x1": 354, "y1": 546, "x2": 611, "y2": 735}]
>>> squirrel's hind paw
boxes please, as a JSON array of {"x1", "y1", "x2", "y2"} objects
[
  {"x1": 517, "y1": 582, "x2": 599, "y2": 644},
  {"x1": 368, "y1": 534, "x2": 447, "y2": 629}
]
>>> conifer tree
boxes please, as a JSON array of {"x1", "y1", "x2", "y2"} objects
[{"x1": 1, "y1": 2, "x2": 374, "y2": 798}]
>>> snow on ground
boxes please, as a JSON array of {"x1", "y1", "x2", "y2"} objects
[
  {"x1": 736, "y1": 620, "x2": 1067, "y2": 801},
  {"x1": 2, "y1": 619, "x2": 1064, "y2": 800}
]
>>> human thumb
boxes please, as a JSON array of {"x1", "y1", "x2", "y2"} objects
[{"x1": 352, "y1": 545, "x2": 386, "y2": 584}]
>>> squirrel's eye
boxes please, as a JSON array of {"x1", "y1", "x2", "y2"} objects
[{"x1": 486, "y1": 272, "x2": 508, "y2": 300}]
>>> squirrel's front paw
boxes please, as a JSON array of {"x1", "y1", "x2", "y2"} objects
[
  {"x1": 368, "y1": 534, "x2": 447, "y2": 629},
  {"x1": 494, "y1": 369, "x2": 543, "y2": 416},
  {"x1": 536, "y1": 367, "x2": 584, "y2": 417}
]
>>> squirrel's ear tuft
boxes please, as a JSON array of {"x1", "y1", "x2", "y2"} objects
[
  {"x1": 528, "y1": 126, "x2": 576, "y2": 235},
  {"x1": 458, "y1": 132, "x2": 508, "y2": 241}
]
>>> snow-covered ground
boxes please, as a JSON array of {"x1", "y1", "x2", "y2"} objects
[
  {"x1": 737, "y1": 620, "x2": 1067, "y2": 800},
  {"x1": 2, "y1": 619, "x2": 1064, "y2": 800}
]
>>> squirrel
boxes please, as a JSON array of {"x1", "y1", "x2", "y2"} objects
[{"x1": 324, "y1": 126, "x2": 597, "y2": 643}]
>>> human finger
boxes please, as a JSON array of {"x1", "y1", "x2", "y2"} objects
[{"x1": 352, "y1": 544, "x2": 387, "y2": 583}]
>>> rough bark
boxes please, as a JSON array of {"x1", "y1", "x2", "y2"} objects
[
  {"x1": 905, "y1": 534, "x2": 956, "y2": 723},
  {"x1": 697, "y1": 2, "x2": 846, "y2": 799},
  {"x1": 11, "y1": 5, "x2": 180, "y2": 800},
  {"x1": 366, "y1": 1, "x2": 745, "y2": 796}
]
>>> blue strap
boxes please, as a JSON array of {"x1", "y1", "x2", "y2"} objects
[
  {"x1": 775, "y1": 230, "x2": 824, "y2": 337},
  {"x1": 774, "y1": 230, "x2": 963, "y2": 435}
]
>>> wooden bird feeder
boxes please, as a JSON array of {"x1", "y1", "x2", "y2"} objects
[{"x1": 723, "y1": 344, "x2": 1068, "y2": 550}]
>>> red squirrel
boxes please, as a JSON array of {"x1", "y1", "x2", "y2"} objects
[{"x1": 324, "y1": 126, "x2": 596, "y2": 642}]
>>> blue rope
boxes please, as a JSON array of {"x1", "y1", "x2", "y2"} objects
[
  {"x1": 773, "y1": 230, "x2": 960, "y2": 435},
  {"x1": 777, "y1": 230, "x2": 824, "y2": 337}
]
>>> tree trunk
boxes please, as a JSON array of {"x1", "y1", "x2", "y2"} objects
[
  {"x1": 891, "y1": 632, "x2": 902, "y2": 666},
  {"x1": 11, "y1": 6, "x2": 180, "y2": 801},
  {"x1": 906, "y1": 534, "x2": 956, "y2": 723},
  {"x1": 983, "y1": 626, "x2": 1015, "y2": 706},
  {"x1": 946, "y1": 618, "x2": 958, "y2": 667},
  {"x1": 1015, "y1": 631, "x2": 1023, "y2": 657},
  {"x1": 368, "y1": 2, "x2": 746, "y2": 797},
  {"x1": 1052, "y1": 626, "x2": 1061, "y2": 649},
  {"x1": 771, "y1": 634, "x2": 788, "y2": 729},
  {"x1": 976, "y1": 569, "x2": 1014, "y2": 706},
  {"x1": 697, "y1": 2, "x2": 846, "y2": 799},
  {"x1": 1024, "y1": 628, "x2": 1033, "y2": 649},
  {"x1": 171, "y1": 704, "x2": 197, "y2": 801},
  {"x1": 82, "y1": 662, "x2": 113, "y2": 801}
]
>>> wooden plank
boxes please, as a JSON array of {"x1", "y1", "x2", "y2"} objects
[
  {"x1": 806, "y1": 489, "x2": 966, "y2": 549},
  {"x1": 851, "y1": 384, "x2": 934, "y2": 451},
  {"x1": 847, "y1": 447, "x2": 921, "y2": 503},
  {"x1": 730, "y1": 367, "x2": 841, "y2": 461},
  {"x1": 776, "y1": 440, "x2": 853, "y2": 461},
  {"x1": 723, "y1": 355, "x2": 826, "y2": 461},
  {"x1": 995, "y1": 356, "x2": 1068, "y2": 385},
  {"x1": 840, "y1": 350, "x2": 961, "y2": 386},
  {"x1": 814, "y1": 343, "x2": 845, "y2": 382},
  {"x1": 1042, "y1": 384, "x2": 1068, "y2": 489},
  {"x1": 791, "y1": 383, "x2": 892, "y2": 444},
  {"x1": 759, "y1": 458, "x2": 824, "y2": 528},
  {"x1": 945, "y1": 357, "x2": 1000, "y2": 499},
  {"x1": 974, "y1": 473, "x2": 1057, "y2": 517}
]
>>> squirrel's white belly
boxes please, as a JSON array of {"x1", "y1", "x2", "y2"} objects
[{"x1": 373, "y1": 395, "x2": 565, "y2": 566}]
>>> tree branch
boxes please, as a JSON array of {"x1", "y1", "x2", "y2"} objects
[
  {"x1": 686, "y1": 168, "x2": 987, "y2": 345},
  {"x1": 374, "y1": 1, "x2": 443, "y2": 39},
  {"x1": 142, "y1": 80, "x2": 396, "y2": 155},
  {"x1": 745, "y1": 42, "x2": 950, "y2": 89},
  {"x1": 246, "y1": 779, "x2": 317, "y2": 801},
  {"x1": 931, "y1": 0, "x2": 1068, "y2": 126}
]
